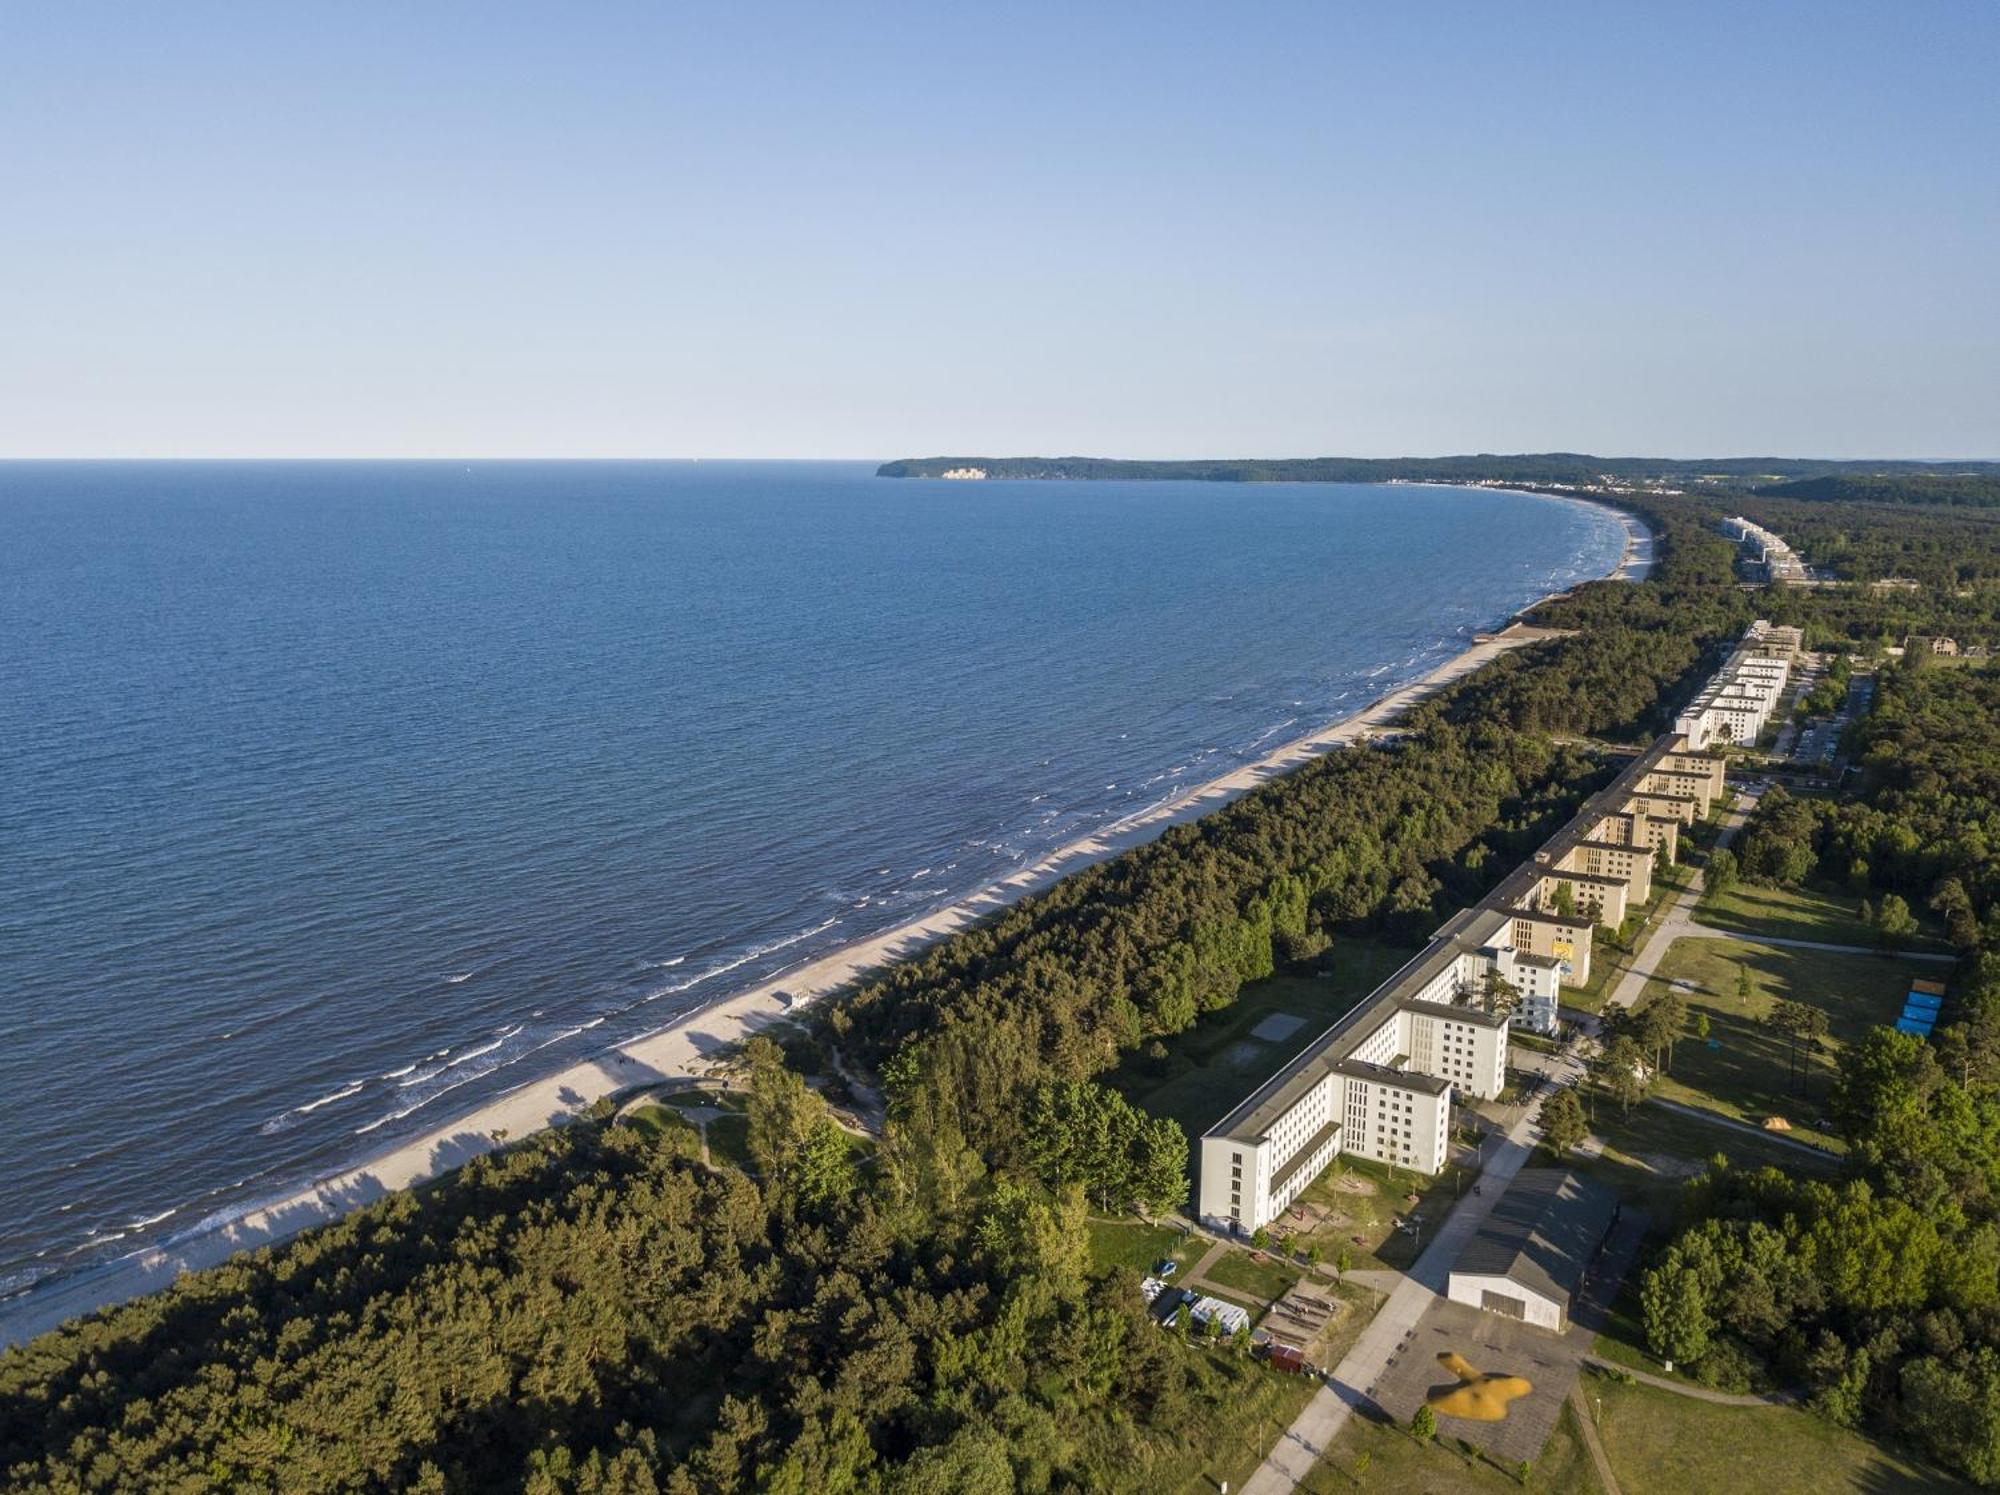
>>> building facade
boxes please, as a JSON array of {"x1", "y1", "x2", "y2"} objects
[
  {"x1": 1198, "y1": 729, "x2": 1733, "y2": 1236},
  {"x1": 1673, "y1": 621, "x2": 1798, "y2": 749}
]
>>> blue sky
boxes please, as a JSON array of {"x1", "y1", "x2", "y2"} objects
[{"x1": 1, "y1": 1, "x2": 1994, "y2": 458}]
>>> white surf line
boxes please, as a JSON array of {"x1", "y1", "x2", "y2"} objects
[{"x1": 0, "y1": 508, "x2": 1651, "y2": 1348}]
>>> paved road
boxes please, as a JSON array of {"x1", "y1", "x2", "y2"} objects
[
  {"x1": 1603, "y1": 788, "x2": 1761, "y2": 1013},
  {"x1": 1241, "y1": 1095, "x2": 1559, "y2": 1491}
]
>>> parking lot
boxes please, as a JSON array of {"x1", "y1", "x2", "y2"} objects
[{"x1": 1354, "y1": 1207, "x2": 1650, "y2": 1465}]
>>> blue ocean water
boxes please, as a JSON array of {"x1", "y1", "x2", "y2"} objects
[{"x1": 0, "y1": 461, "x2": 1626, "y2": 1297}]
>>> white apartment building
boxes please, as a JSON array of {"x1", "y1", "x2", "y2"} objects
[
  {"x1": 1723, "y1": 517, "x2": 1807, "y2": 583},
  {"x1": 1674, "y1": 621, "x2": 1796, "y2": 749},
  {"x1": 1198, "y1": 731, "x2": 1728, "y2": 1237}
]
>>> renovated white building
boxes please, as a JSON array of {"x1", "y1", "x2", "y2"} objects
[
  {"x1": 1722, "y1": 517, "x2": 1807, "y2": 583},
  {"x1": 1197, "y1": 732, "x2": 1728, "y2": 1237},
  {"x1": 1674, "y1": 621, "x2": 1797, "y2": 749}
]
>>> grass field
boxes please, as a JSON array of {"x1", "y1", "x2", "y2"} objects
[
  {"x1": 1632, "y1": 935, "x2": 1921, "y2": 1150},
  {"x1": 1584, "y1": 1367, "x2": 1963, "y2": 1493},
  {"x1": 1085, "y1": 1217, "x2": 1204, "y2": 1277},
  {"x1": 1561, "y1": 860, "x2": 1700, "y2": 1016},
  {"x1": 622, "y1": 1103, "x2": 700, "y2": 1149},
  {"x1": 1699, "y1": 880, "x2": 1881, "y2": 947},
  {"x1": 1706, "y1": 876, "x2": 1950, "y2": 951},
  {"x1": 1111, "y1": 940, "x2": 1415, "y2": 1138},
  {"x1": 1561, "y1": 1085, "x2": 1843, "y2": 1219},
  {"x1": 1162, "y1": 1357, "x2": 1321, "y2": 1495},
  {"x1": 1204, "y1": 1249, "x2": 1302, "y2": 1303},
  {"x1": 1308, "y1": 1399, "x2": 1605, "y2": 1492},
  {"x1": 1280, "y1": 1151, "x2": 1478, "y2": 1271},
  {"x1": 705, "y1": 1112, "x2": 755, "y2": 1170}
]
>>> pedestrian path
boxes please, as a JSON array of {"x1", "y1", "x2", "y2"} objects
[
  {"x1": 1581, "y1": 1354, "x2": 1797, "y2": 1407},
  {"x1": 1604, "y1": 789, "x2": 1760, "y2": 1012},
  {"x1": 1242, "y1": 1108, "x2": 1550, "y2": 1492},
  {"x1": 1644, "y1": 1096, "x2": 1838, "y2": 1158},
  {"x1": 1683, "y1": 922, "x2": 1955, "y2": 962},
  {"x1": 1568, "y1": 1384, "x2": 1624, "y2": 1494}
]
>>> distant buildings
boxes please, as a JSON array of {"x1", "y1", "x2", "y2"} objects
[
  {"x1": 1197, "y1": 728, "x2": 1730, "y2": 1236},
  {"x1": 1722, "y1": 516, "x2": 1807, "y2": 584},
  {"x1": 1673, "y1": 620, "x2": 1801, "y2": 749},
  {"x1": 937, "y1": 467, "x2": 987, "y2": 480},
  {"x1": 1907, "y1": 635, "x2": 1960, "y2": 657}
]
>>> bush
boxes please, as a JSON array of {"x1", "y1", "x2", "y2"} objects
[{"x1": 1693, "y1": 1337, "x2": 1762, "y2": 1394}]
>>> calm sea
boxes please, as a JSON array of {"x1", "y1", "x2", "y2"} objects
[{"x1": 0, "y1": 461, "x2": 1627, "y2": 1298}]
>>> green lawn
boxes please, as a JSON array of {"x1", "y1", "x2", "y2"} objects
[
  {"x1": 1632, "y1": 935, "x2": 1922, "y2": 1151},
  {"x1": 705, "y1": 1113, "x2": 755, "y2": 1170},
  {"x1": 1085, "y1": 1217, "x2": 1203, "y2": 1277},
  {"x1": 1699, "y1": 880, "x2": 1887, "y2": 947},
  {"x1": 1584, "y1": 1367, "x2": 1963, "y2": 1493},
  {"x1": 1309, "y1": 1400, "x2": 1605, "y2": 1493},
  {"x1": 1559, "y1": 1086, "x2": 1842, "y2": 1219},
  {"x1": 622, "y1": 1104, "x2": 701, "y2": 1151},
  {"x1": 1204, "y1": 1249, "x2": 1302, "y2": 1304},
  {"x1": 1111, "y1": 940, "x2": 1415, "y2": 1138}
]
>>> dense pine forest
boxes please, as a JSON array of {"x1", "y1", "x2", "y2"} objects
[
  {"x1": 1639, "y1": 657, "x2": 2000, "y2": 1484},
  {"x1": 12, "y1": 483, "x2": 2000, "y2": 1488},
  {"x1": 878, "y1": 453, "x2": 2000, "y2": 487}
]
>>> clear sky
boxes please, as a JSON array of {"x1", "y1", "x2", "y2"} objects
[{"x1": 2, "y1": 1, "x2": 1995, "y2": 459}]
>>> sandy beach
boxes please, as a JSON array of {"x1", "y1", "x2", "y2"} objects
[{"x1": 0, "y1": 506, "x2": 1652, "y2": 1349}]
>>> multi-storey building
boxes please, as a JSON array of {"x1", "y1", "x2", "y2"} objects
[
  {"x1": 1198, "y1": 732, "x2": 1727, "y2": 1236},
  {"x1": 1674, "y1": 621, "x2": 1796, "y2": 749},
  {"x1": 1722, "y1": 517, "x2": 1807, "y2": 584}
]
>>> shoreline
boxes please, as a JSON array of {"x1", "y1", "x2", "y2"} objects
[{"x1": 0, "y1": 498, "x2": 1654, "y2": 1350}]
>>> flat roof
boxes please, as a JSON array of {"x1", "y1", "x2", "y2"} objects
[
  {"x1": 1576, "y1": 837, "x2": 1653, "y2": 857},
  {"x1": 1401, "y1": 998, "x2": 1509, "y2": 1029},
  {"x1": 1206, "y1": 732, "x2": 1710, "y2": 1147},
  {"x1": 1546, "y1": 869, "x2": 1629, "y2": 889},
  {"x1": 1333, "y1": 1057, "x2": 1451, "y2": 1096}
]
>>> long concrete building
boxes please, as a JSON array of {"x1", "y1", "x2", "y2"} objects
[
  {"x1": 1673, "y1": 619, "x2": 1802, "y2": 749},
  {"x1": 1197, "y1": 727, "x2": 1730, "y2": 1236},
  {"x1": 1723, "y1": 516, "x2": 1807, "y2": 584}
]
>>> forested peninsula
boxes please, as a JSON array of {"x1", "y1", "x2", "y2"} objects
[
  {"x1": 13, "y1": 483, "x2": 2000, "y2": 1488},
  {"x1": 876, "y1": 453, "x2": 2000, "y2": 489}
]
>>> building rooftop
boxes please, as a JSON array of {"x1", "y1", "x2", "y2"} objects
[
  {"x1": 1205, "y1": 733, "x2": 1704, "y2": 1147},
  {"x1": 1400, "y1": 998, "x2": 1509, "y2": 1029},
  {"x1": 1452, "y1": 1168, "x2": 1619, "y2": 1305},
  {"x1": 1332, "y1": 1057, "x2": 1452, "y2": 1096}
]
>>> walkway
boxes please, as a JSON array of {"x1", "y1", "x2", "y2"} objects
[
  {"x1": 1644, "y1": 1096, "x2": 1838, "y2": 1159},
  {"x1": 1603, "y1": 789, "x2": 1761, "y2": 1012},
  {"x1": 1682, "y1": 922, "x2": 1956, "y2": 963},
  {"x1": 1581, "y1": 1354, "x2": 1797, "y2": 1408},
  {"x1": 1567, "y1": 1385, "x2": 1624, "y2": 1495},
  {"x1": 1242, "y1": 1100, "x2": 1556, "y2": 1491}
]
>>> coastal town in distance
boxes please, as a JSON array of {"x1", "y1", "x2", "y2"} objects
[{"x1": 5, "y1": 4, "x2": 2000, "y2": 1491}]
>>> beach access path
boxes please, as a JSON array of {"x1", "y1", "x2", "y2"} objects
[
  {"x1": 0, "y1": 620, "x2": 1573, "y2": 1348},
  {"x1": 1, "y1": 504, "x2": 1653, "y2": 1349}
]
